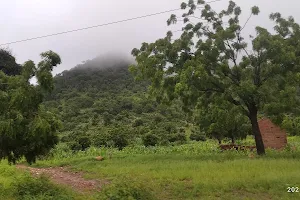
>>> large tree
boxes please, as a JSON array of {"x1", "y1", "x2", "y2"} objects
[
  {"x1": 0, "y1": 50, "x2": 62, "y2": 164},
  {"x1": 130, "y1": 0, "x2": 300, "y2": 154}
]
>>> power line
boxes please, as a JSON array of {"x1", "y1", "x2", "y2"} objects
[
  {"x1": 240, "y1": 13, "x2": 252, "y2": 31},
  {"x1": 0, "y1": 8, "x2": 181, "y2": 46},
  {"x1": 0, "y1": 0, "x2": 223, "y2": 46}
]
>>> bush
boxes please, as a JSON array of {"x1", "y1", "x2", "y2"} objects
[
  {"x1": 143, "y1": 133, "x2": 159, "y2": 147},
  {"x1": 78, "y1": 136, "x2": 91, "y2": 150},
  {"x1": 12, "y1": 175, "x2": 72, "y2": 200},
  {"x1": 48, "y1": 143, "x2": 72, "y2": 159},
  {"x1": 132, "y1": 118, "x2": 144, "y2": 127},
  {"x1": 60, "y1": 136, "x2": 69, "y2": 143},
  {"x1": 168, "y1": 132, "x2": 187, "y2": 144},
  {"x1": 109, "y1": 127, "x2": 130, "y2": 150},
  {"x1": 68, "y1": 142, "x2": 82, "y2": 151},
  {"x1": 92, "y1": 131, "x2": 110, "y2": 147},
  {"x1": 190, "y1": 132, "x2": 207, "y2": 142}
]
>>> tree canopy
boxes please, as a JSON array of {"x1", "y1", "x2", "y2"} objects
[
  {"x1": 0, "y1": 50, "x2": 61, "y2": 164},
  {"x1": 0, "y1": 48, "x2": 21, "y2": 76},
  {"x1": 130, "y1": 0, "x2": 300, "y2": 155}
]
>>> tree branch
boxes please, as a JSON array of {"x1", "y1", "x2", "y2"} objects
[
  {"x1": 225, "y1": 40, "x2": 238, "y2": 67},
  {"x1": 227, "y1": 96, "x2": 249, "y2": 116}
]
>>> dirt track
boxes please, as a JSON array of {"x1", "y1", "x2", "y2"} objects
[{"x1": 17, "y1": 165, "x2": 109, "y2": 193}]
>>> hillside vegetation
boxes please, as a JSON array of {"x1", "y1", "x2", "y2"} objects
[{"x1": 44, "y1": 56, "x2": 191, "y2": 151}]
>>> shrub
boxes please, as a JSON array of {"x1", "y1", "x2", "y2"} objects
[
  {"x1": 60, "y1": 136, "x2": 69, "y2": 143},
  {"x1": 132, "y1": 118, "x2": 144, "y2": 127},
  {"x1": 168, "y1": 132, "x2": 187, "y2": 144},
  {"x1": 190, "y1": 132, "x2": 207, "y2": 142},
  {"x1": 153, "y1": 114, "x2": 163, "y2": 123},
  {"x1": 12, "y1": 175, "x2": 72, "y2": 200},
  {"x1": 68, "y1": 142, "x2": 82, "y2": 151},
  {"x1": 48, "y1": 143, "x2": 72, "y2": 158},
  {"x1": 143, "y1": 133, "x2": 159, "y2": 147},
  {"x1": 92, "y1": 131, "x2": 110, "y2": 147},
  {"x1": 108, "y1": 128, "x2": 130, "y2": 150},
  {"x1": 78, "y1": 136, "x2": 91, "y2": 150}
]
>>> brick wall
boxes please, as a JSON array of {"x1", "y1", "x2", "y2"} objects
[{"x1": 258, "y1": 118, "x2": 287, "y2": 150}]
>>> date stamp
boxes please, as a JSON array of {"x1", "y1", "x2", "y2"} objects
[{"x1": 287, "y1": 187, "x2": 299, "y2": 193}]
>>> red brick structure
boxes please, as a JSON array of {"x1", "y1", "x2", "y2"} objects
[{"x1": 258, "y1": 118, "x2": 287, "y2": 150}]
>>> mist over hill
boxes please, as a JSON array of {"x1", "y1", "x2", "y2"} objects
[{"x1": 59, "y1": 53, "x2": 134, "y2": 73}]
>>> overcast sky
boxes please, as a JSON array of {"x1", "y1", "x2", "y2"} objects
[{"x1": 1, "y1": 0, "x2": 300, "y2": 74}]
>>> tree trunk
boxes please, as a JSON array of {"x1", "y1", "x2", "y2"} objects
[
  {"x1": 248, "y1": 106, "x2": 265, "y2": 155},
  {"x1": 231, "y1": 137, "x2": 235, "y2": 145}
]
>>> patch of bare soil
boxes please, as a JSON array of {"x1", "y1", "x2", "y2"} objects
[{"x1": 16, "y1": 165, "x2": 109, "y2": 193}]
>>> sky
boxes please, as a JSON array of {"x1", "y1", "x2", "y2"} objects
[{"x1": 1, "y1": 0, "x2": 300, "y2": 74}]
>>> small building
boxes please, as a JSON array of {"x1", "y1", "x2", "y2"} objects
[{"x1": 258, "y1": 118, "x2": 287, "y2": 150}]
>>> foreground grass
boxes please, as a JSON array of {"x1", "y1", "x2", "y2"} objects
[
  {"x1": 0, "y1": 162, "x2": 88, "y2": 200},
  {"x1": 27, "y1": 137, "x2": 300, "y2": 199}
]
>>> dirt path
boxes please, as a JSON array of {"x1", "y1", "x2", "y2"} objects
[{"x1": 17, "y1": 165, "x2": 109, "y2": 193}]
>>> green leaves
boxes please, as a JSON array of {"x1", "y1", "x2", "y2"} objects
[
  {"x1": 0, "y1": 51, "x2": 61, "y2": 164},
  {"x1": 181, "y1": 2, "x2": 187, "y2": 9},
  {"x1": 251, "y1": 6, "x2": 260, "y2": 15},
  {"x1": 22, "y1": 60, "x2": 36, "y2": 80},
  {"x1": 198, "y1": 0, "x2": 205, "y2": 4},
  {"x1": 167, "y1": 14, "x2": 177, "y2": 26},
  {"x1": 234, "y1": 7, "x2": 241, "y2": 16},
  {"x1": 40, "y1": 50, "x2": 61, "y2": 68},
  {"x1": 184, "y1": 23, "x2": 194, "y2": 31},
  {"x1": 131, "y1": 0, "x2": 300, "y2": 155}
]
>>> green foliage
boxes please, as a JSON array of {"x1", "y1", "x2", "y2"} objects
[
  {"x1": 130, "y1": 0, "x2": 300, "y2": 155},
  {"x1": 91, "y1": 131, "x2": 111, "y2": 147},
  {"x1": 251, "y1": 6, "x2": 260, "y2": 15},
  {"x1": 189, "y1": 129, "x2": 206, "y2": 141},
  {"x1": 69, "y1": 141, "x2": 83, "y2": 152},
  {"x1": 143, "y1": 133, "x2": 159, "y2": 147},
  {"x1": 33, "y1": 137, "x2": 300, "y2": 200},
  {"x1": 98, "y1": 178, "x2": 155, "y2": 200},
  {"x1": 132, "y1": 118, "x2": 144, "y2": 127},
  {"x1": 78, "y1": 136, "x2": 92, "y2": 150},
  {"x1": 43, "y1": 58, "x2": 187, "y2": 149},
  {"x1": 0, "y1": 50, "x2": 62, "y2": 164},
  {"x1": 281, "y1": 115, "x2": 300, "y2": 136},
  {"x1": 0, "y1": 163, "x2": 75, "y2": 200},
  {"x1": 168, "y1": 132, "x2": 187, "y2": 144},
  {"x1": 108, "y1": 127, "x2": 130, "y2": 150},
  {"x1": 194, "y1": 101, "x2": 251, "y2": 143},
  {"x1": 12, "y1": 175, "x2": 72, "y2": 200},
  {"x1": 0, "y1": 48, "x2": 21, "y2": 76}
]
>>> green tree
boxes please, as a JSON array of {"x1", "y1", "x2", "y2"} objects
[
  {"x1": 0, "y1": 50, "x2": 62, "y2": 164},
  {"x1": 281, "y1": 115, "x2": 300, "y2": 136},
  {"x1": 108, "y1": 127, "x2": 130, "y2": 150},
  {"x1": 0, "y1": 48, "x2": 21, "y2": 76},
  {"x1": 143, "y1": 133, "x2": 159, "y2": 146},
  {"x1": 130, "y1": 0, "x2": 300, "y2": 154},
  {"x1": 194, "y1": 100, "x2": 251, "y2": 144}
]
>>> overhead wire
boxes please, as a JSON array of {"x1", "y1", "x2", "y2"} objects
[{"x1": 0, "y1": 0, "x2": 223, "y2": 46}]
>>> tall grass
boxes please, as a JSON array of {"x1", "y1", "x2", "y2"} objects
[
  {"x1": 31, "y1": 137, "x2": 300, "y2": 199},
  {"x1": 0, "y1": 163, "x2": 80, "y2": 200}
]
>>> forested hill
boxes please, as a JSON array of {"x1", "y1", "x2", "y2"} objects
[{"x1": 44, "y1": 56, "x2": 188, "y2": 150}]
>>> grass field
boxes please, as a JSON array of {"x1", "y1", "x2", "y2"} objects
[
  {"x1": 0, "y1": 162, "x2": 80, "y2": 200},
  {"x1": 1, "y1": 137, "x2": 300, "y2": 199}
]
